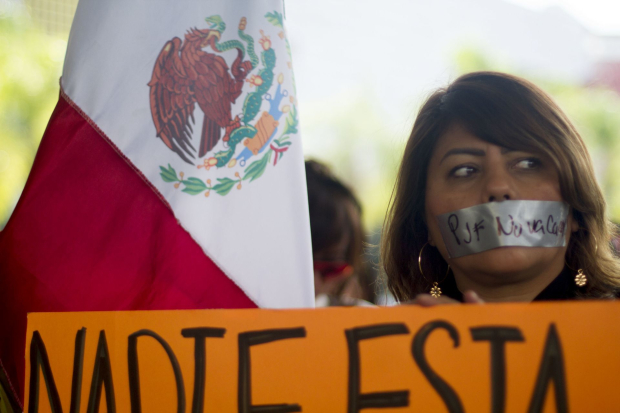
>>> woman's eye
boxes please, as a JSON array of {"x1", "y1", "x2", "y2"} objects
[
  {"x1": 514, "y1": 158, "x2": 541, "y2": 170},
  {"x1": 450, "y1": 165, "x2": 477, "y2": 178}
]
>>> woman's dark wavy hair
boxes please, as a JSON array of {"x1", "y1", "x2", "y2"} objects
[
  {"x1": 305, "y1": 160, "x2": 363, "y2": 270},
  {"x1": 381, "y1": 71, "x2": 620, "y2": 301}
]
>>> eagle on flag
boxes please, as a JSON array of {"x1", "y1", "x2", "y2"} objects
[{"x1": 148, "y1": 16, "x2": 253, "y2": 164}]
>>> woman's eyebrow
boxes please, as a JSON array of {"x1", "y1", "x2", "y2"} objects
[{"x1": 440, "y1": 148, "x2": 485, "y2": 164}]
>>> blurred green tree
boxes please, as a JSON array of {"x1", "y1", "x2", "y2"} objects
[
  {"x1": 302, "y1": 87, "x2": 404, "y2": 230},
  {"x1": 0, "y1": 3, "x2": 65, "y2": 228}
]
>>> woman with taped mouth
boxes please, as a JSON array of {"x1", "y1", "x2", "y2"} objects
[{"x1": 381, "y1": 71, "x2": 620, "y2": 305}]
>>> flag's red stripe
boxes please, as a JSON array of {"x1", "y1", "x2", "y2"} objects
[{"x1": 0, "y1": 93, "x2": 257, "y2": 403}]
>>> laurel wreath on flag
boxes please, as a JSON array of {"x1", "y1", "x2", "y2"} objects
[
  {"x1": 158, "y1": 11, "x2": 297, "y2": 198},
  {"x1": 160, "y1": 104, "x2": 297, "y2": 196}
]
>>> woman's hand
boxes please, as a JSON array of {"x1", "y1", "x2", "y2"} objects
[{"x1": 408, "y1": 291, "x2": 485, "y2": 307}]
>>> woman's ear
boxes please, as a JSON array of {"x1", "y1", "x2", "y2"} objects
[
  {"x1": 428, "y1": 237, "x2": 436, "y2": 247},
  {"x1": 570, "y1": 211, "x2": 579, "y2": 233}
]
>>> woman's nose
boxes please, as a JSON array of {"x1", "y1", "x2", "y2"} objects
[
  {"x1": 482, "y1": 166, "x2": 517, "y2": 203},
  {"x1": 488, "y1": 193, "x2": 510, "y2": 202}
]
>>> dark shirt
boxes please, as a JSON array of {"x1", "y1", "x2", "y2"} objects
[{"x1": 442, "y1": 267, "x2": 579, "y2": 302}]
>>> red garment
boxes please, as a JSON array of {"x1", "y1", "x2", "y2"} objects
[{"x1": 0, "y1": 92, "x2": 256, "y2": 405}]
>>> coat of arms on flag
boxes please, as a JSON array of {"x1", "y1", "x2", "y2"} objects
[{"x1": 150, "y1": 13, "x2": 298, "y2": 197}]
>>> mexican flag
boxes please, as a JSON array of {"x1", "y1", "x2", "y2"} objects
[{"x1": 0, "y1": 0, "x2": 313, "y2": 405}]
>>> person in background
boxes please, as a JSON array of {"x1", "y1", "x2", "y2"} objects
[
  {"x1": 305, "y1": 160, "x2": 374, "y2": 306},
  {"x1": 381, "y1": 71, "x2": 620, "y2": 305}
]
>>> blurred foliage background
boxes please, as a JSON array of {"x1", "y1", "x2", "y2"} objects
[{"x1": 0, "y1": 1, "x2": 67, "y2": 228}]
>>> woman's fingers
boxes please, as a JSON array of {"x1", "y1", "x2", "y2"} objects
[
  {"x1": 403, "y1": 291, "x2": 485, "y2": 306},
  {"x1": 411, "y1": 294, "x2": 461, "y2": 306},
  {"x1": 463, "y1": 290, "x2": 485, "y2": 304}
]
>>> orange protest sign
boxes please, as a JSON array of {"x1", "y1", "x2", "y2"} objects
[{"x1": 25, "y1": 301, "x2": 620, "y2": 412}]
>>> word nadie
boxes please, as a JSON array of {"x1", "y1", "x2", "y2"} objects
[{"x1": 447, "y1": 213, "x2": 567, "y2": 246}]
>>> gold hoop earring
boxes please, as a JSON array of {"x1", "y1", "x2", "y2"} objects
[{"x1": 419, "y1": 242, "x2": 450, "y2": 298}]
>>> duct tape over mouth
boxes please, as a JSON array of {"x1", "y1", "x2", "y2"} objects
[{"x1": 436, "y1": 200, "x2": 570, "y2": 258}]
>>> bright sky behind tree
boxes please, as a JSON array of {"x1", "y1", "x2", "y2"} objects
[{"x1": 507, "y1": 0, "x2": 620, "y2": 35}]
